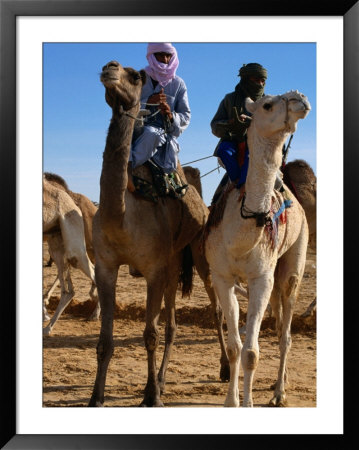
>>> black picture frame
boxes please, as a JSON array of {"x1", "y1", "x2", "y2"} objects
[{"x1": 1, "y1": 0, "x2": 357, "y2": 448}]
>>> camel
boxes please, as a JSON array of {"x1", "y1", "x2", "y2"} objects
[
  {"x1": 205, "y1": 90, "x2": 311, "y2": 407},
  {"x1": 128, "y1": 165, "x2": 202, "y2": 278},
  {"x1": 282, "y1": 159, "x2": 317, "y2": 317},
  {"x1": 42, "y1": 176, "x2": 99, "y2": 335},
  {"x1": 182, "y1": 166, "x2": 203, "y2": 199},
  {"x1": 282, "y1": 159, "x2": 316, "y2": 249},
  {"x1": 89, "y1": 61, "x2": 229, "y2": 407}
]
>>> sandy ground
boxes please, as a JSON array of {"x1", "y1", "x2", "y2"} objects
[{"x1": 43, "y1": 243, "x2": 316, "y2": 408}]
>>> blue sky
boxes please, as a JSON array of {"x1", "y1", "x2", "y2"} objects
[{"x1": 43, "y1": 42, "x2": 316, "y2": 206}]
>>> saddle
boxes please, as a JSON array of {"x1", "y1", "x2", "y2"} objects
[{"x1": 132, "y1": 159, "x2": 188, "y2": 203}]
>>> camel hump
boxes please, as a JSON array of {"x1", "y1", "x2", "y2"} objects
[{"x1": 44, "y1": 172, "x2": 69, "y2": 190}]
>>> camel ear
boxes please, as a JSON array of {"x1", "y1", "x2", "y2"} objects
[{"x1": 245, "y1": 97, "x2": 256, "y2": 114}]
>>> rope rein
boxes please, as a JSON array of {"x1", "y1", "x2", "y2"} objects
[{"x1": 182, "y1": 155, "x2": 215, "y2": 166}]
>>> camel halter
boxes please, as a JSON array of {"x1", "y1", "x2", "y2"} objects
[
  {"x1": 119, "y1": 101, "x2": 166, "y2": 127},
  {"x1": 240, "y1": 193, "x2": 271, "y2": 227},
  {"x1": 118, "y1": 103, "x2": 141, "y2": 121},
  {"x1": 281, "y1": 94, "x2": 308, "y2": 130}
]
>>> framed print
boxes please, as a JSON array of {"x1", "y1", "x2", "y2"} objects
[{"x1": 1, "y1": 0, "x2": 357, "y2": 448}]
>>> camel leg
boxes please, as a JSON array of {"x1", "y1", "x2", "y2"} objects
[
  {"x1": 86, "y1": 282, "x2": 101, "y2": 321},
  {"x1": 88, "y1": 260, "x2": 119, "y2": 407},
  {"x1": 43, "y1": 275, "x2": 60, "y2": 305},
  {"x1": 242, "y1": 274, "x2": 274, "y2": 407},
  {"x1": 268, "y1": 270, "x2": 288, "y2": 390},
  {"x1": 43, "y1": 267, "x2": 74, "y2": 336},
  {"x1": 43, "y1": 275, "x2": 59, "y2": 321},
  {"x1": 212, "y1": 273, "x2": 241, "y2": 407},
  {"x1": 59, "y1": 209, "x2": 95, "y2": 283},
  {"x1": 141, "y1": 274, "x2": 166, "y2": 407},
  {"x1": 191, "y1": 238, "x2": 230, "y2": 382},
  {"x1": 301, "y1": 297, "x2": 316, "y2": 317},
  {"x1": 43, "y1": 236, "x2": 75, "y2": 336},
  {"x1": 269, "y1": 267, "x2": 283, "y2": 338},
  {"x1": 43, "y1": 304, "x2": 50, "y2": 322},
  {"x1": 157, "y1": 265, "x2": 178, "y2": 395},
  {"x1": 269, "y1": 239, "x2": 307, "y2": 407}
]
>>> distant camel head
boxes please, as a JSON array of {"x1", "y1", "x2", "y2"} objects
[
  {"x1": 100, "y1": 61, "x2": 146, "y2": 113},
  {"x1": 183, "y1": 166, "x2": 203, "y2": 199},
  {"x1": 246, "y1": 90, "x2": 311, "y2": 137}
]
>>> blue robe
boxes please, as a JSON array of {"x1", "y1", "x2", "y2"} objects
[{"x1": 130, "y1": 74, "x2": 191, "y2": 173}]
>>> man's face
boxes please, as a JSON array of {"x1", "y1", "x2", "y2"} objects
[
  {"x1": 154, "y1": 52, "x2": 173, "y2": 64},
  {"x1": 249, "y1": 75, "x2": 266, "y2": 87}
]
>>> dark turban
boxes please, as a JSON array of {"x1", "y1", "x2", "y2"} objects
[{"x1": 238, "y1": 63, "x2": 268, "y2": 80}]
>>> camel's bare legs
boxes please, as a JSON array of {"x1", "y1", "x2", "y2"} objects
[
  {"x1": 191, "y1": 235, "x2": 230, "y2": 381},
  {"x1": 43, "y1": 275, "x2": 59, "y2": 321},
  {"x1": 242, "y1": 274, "x2": 274, "y2": 407},
  {"x1": 88, "y1": 260, "x2": 119, "y2": 407},
  {"x1": 87, "y1": 282, "x2": 100, "y2": 321},
  {"x1": 43, "y1": 236, "x2": 75, "y2": 336},
  {"x1": 212, "y1": 274, "x2": 241, "y2": 407},
  {"x1": 301, "y1": 297, "x2": 316, "y2": 317},
  {"x1": 141, "y1": 272, "x2": 166, "y2": 407},
  {"x1": 269, "y1": 234, "x2": 307, "y2": 406},
  {"x1": 157, "y1": 262, "x2": 179, "y2": 395}
]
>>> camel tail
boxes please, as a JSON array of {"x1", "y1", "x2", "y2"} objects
[{"x1": 179, "y1": 245, "x2": 194, "y2": 298}]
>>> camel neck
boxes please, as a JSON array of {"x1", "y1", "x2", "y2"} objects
[
  {"x1": 99, "y1": 113, "x2": 135, "y2": 218},
  {"x1": 245, "y1": 128, "x2": 286, "y2": 213}
]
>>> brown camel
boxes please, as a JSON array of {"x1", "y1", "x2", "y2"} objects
[
  {"x1": 43, "y1": 173, "x2": 99, "y2": 331},
  {"x1": 44, "y1": 172, "x2": 98, "y2": 262},
  {"x1": 183, "y1": 166, "x2": 203, "y2": 199},
  {"x1": 89, "y1": 61, "x2": 229, "y2": 407},
  {"x1": 282, "y1": 159, "x2": 317, "y2": 317},
  {"x1": 282, "y1": 159, "x2": 316, "y2": 250},
  {"x1": 128, "y1": 165, "x2": 202, "y2": 278},
  {"x1": 43, "y1": 177, "x2": 98, "y2": 335}
]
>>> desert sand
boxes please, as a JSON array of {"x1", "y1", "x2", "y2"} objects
[{"x1": 43, "y1": 243, "x2": 316, "y2": 408}]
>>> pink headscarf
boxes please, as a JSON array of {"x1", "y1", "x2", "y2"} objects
[{"x1": 145, "y1": 43, "x2": 179, "y2": 87}]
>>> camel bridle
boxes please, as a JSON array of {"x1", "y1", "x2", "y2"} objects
[{"x1": 281, "y1": 94, "x2": 308, "y2": 130}]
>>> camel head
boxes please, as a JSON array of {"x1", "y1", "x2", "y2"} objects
[
  {"x1": 245, "y1": 90, "x2": 311, "y2": 137},
  {"x1": 100, "y1": 61, "x2": 146, "y2": 114}
]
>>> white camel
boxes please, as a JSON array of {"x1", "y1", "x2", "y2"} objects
[
  {"x1": 43, "y1": 177, "x2": 98, "y2": 335},
  {"x1": 205, "y1": 90, "x2": 311, "y2": 407}
]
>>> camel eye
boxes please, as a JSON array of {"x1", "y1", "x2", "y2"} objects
[{"x1": 263, "y1": 103, "x2": 272, "y2": 111}]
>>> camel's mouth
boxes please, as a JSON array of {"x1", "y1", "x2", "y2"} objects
[
  {"x1": 285, "y1": 92, "x2": 311, "y2": 113},
  {"x1": 100, "y1": 74, "x2": 119, "y2": 86}
]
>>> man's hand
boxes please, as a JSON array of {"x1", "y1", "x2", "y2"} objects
[
  {"x1": 228, "y1": 114, "x2": 251, "y2": 124},
  {"x1": 147, "y1": 88, "x2": 173, "y2": 121},
  {"x1": 147, "y1": 88, "x2": 167, "y2": 105}
]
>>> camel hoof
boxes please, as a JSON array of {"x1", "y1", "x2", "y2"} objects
[
  {"x1": 86, "y1": 312, "x2": 100, "y2": 321},
  {"x1": 220, "y1": 364, "x2": 230, "y2": 382},
  {"x1": 140, "y1": 399, "x2": 164, "y2": 407},
  {"x1": 224, "y1": 397, "x2": 239, "y2": 407},
  {"x1": 269, "y1": 394, "x2": 287, "y2": 407},
  {"x1": 88, "y1": 400, "x2": 104, "y2": 407},
  {"x1": 43, "y1": 327, "x2": 51, "y2": 336}
]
